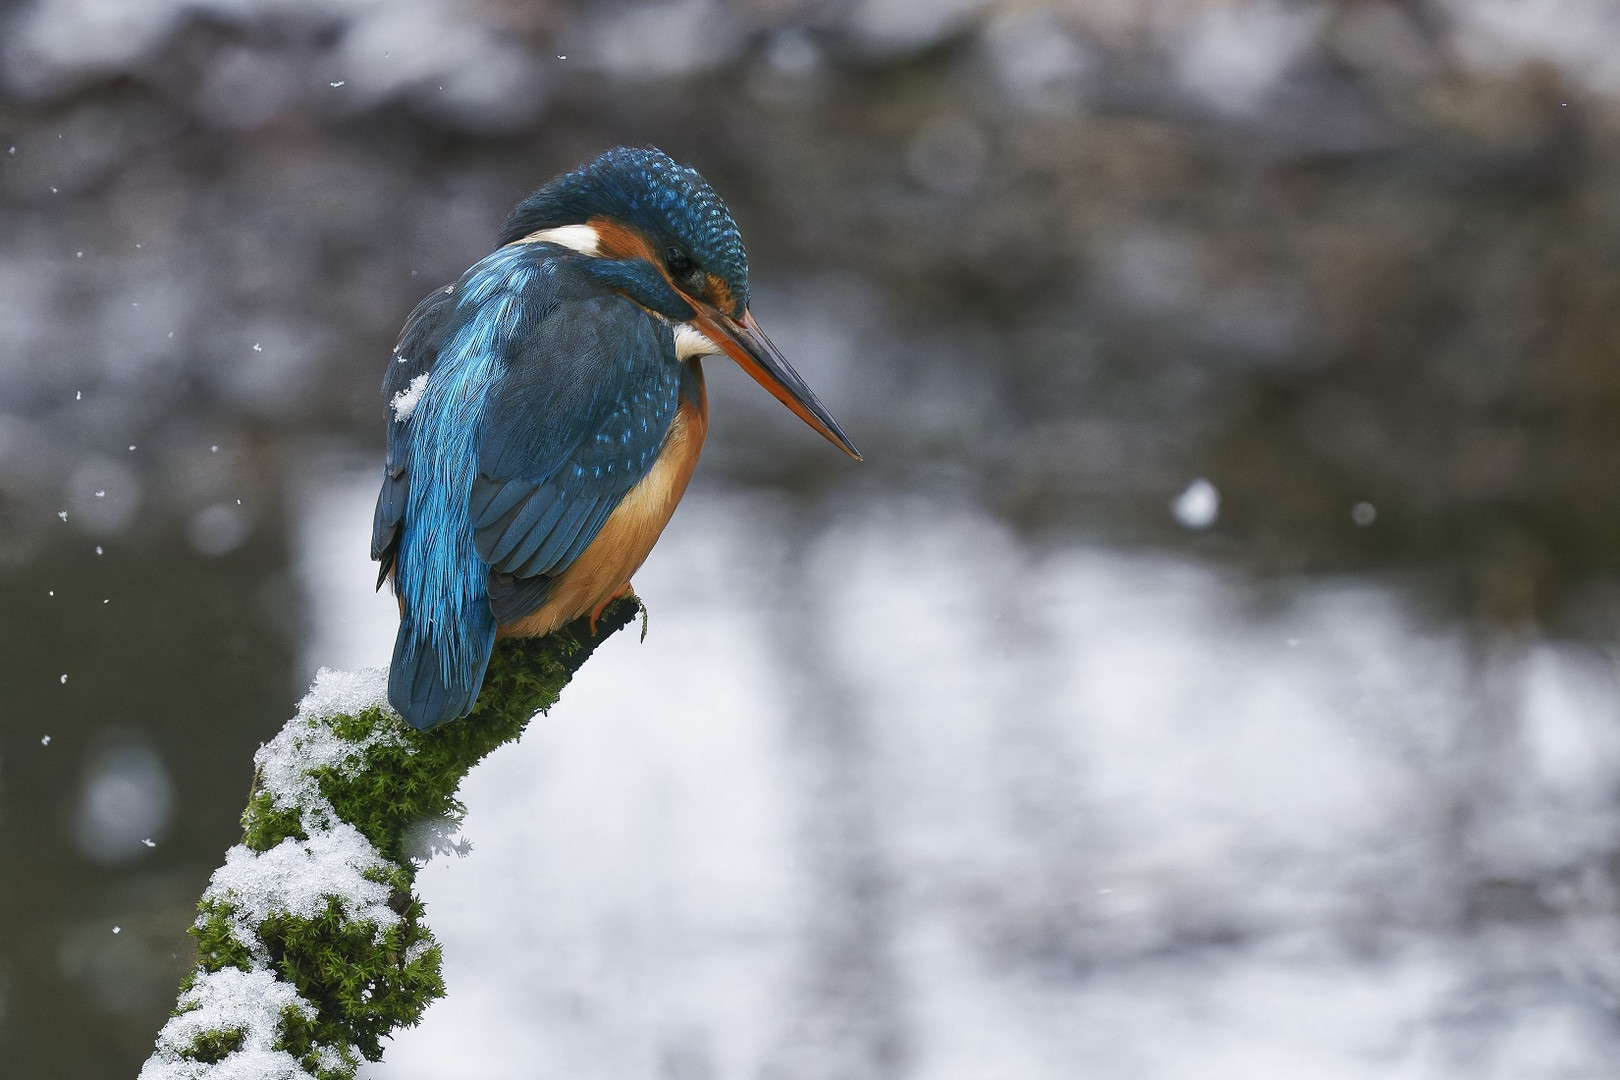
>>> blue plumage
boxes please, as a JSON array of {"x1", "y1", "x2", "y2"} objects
[
  {"x1": 375, "y1": 241, "x2": 680, "y2": 729},
  {"x1": 501, "y1": 147, "x2": 750, "y2": 316},
  {"x1": 373, "y1": 145, "x2": 856, "y2": 730},
  {"x1": 386, "y1": 248, "x2": 527, "y2": 725}
]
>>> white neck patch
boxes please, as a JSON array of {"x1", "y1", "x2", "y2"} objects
[
  {"x1": 518, "y1": 224, "x2": 601, "y2": 255},
  {"x1": 673, "y1": 322, "x2": 723, "y2": 361}
]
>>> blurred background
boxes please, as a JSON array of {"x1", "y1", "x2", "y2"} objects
[{"x1": 5, "y1": 0, "x2": 1620, "y2": 1075}]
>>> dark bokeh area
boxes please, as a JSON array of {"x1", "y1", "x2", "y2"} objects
[{"x1": 6, "y1": 1, "x2": 1620, "y2": 1076}]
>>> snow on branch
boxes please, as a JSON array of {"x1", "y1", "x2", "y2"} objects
[{"x1": 139, "y1": 599, "x2": 642, "y2": 1080}]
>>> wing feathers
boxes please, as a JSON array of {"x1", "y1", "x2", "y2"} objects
[
  {"x1": 479, "y1": 485, "x2": 566, "y2": 568},
  {"x1": 470, "y1": 299, "x2": 680, "y2": 584},
  {"x1": 376, "y1": 246, "x2": 683, "y2": 727},
  {"x1": 468, "y1": 476, "x2": 532, "y2": 530},
  {"x1": 487, "y1": 570, "x2": 552, "y2": 624}
]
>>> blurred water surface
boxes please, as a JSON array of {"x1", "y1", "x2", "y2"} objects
[
  {"x1": 339, "y1": 487, "x2": 1620, "y2": 1080},
  {"x1": 5, "y1": 1, "x2": 1620, "y2": 1076}
]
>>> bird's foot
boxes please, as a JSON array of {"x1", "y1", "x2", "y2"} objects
[{"x1": 588, "y1": 582, "x2": 636, "y2": 636}]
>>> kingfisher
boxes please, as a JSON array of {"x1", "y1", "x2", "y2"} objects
[{"x1": 372, "y1": 146, "x2": 860, "y2": 730}]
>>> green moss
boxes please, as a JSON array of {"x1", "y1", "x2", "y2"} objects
[
  {"x1": 185, "y1": 1027, "x2": 244, "y2": 1064},
  {"x1": 157, "y1": 599, "x2": 641, "y2": 1077},
  {"x1": 240, "y1": 791, "x2": 306, "y2": 851}
]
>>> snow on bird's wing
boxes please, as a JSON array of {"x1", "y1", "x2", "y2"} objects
[
  {"x1": 471, "y1": 292, "x2": 681, "y2": 618},
  {"x1": 372, "y1": 285, "x2": 458, "y2": 587}
]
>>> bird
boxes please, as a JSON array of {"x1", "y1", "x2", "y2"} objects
[{"x1": 372, "y1": 146, "x2": 860, "y2": 730}]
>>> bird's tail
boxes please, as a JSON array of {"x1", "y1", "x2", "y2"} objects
[{"x1": 388, "y1": 604, "x2": 496, "y2": 730}]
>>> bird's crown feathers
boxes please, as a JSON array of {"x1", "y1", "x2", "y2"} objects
[{"x1": 500, "y1": 146, "x2": 749, "y2": 314}]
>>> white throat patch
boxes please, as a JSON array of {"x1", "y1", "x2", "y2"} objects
[
  {"x1": 518, "y1": 224, "x2": 601, "y2": 255},
  {"x1": 672, "y1": 322, "x2": 723, "y2": 361}
]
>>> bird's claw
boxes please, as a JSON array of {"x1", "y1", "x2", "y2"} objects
[{"x1": 588, "y1": 582, "x2": 637, "y2": 637}]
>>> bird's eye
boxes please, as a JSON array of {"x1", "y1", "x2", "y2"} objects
[{"x1": 666, "y1": 248, "x2": 694, "y2": 276}]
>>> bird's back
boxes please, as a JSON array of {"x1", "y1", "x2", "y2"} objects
[
  {"x1": 375, "y1": 243, "x2": 687, "y2": 728},
  {"x1": 373, "y1": 145, "x2": 857, "y2": 729}
]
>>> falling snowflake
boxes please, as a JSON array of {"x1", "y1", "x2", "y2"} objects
[{"x1": 1171, "y1": 478, "x2": 1220, "y2": 530}]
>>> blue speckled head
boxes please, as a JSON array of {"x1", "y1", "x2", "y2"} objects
[{"x1": 500, "y1": 147, "x2": 750, "y2": 316}]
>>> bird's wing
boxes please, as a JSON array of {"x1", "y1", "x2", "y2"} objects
[
  {"x1": 372, "y1": 285, "x2": 457, "y2": 587},
  {"x1": 471, "y1": 291, "x2": 682, "y2": 621}
]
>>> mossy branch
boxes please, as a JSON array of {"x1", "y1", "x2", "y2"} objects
[{"x1": 139, "y1": 598, "x2": 642, "y2": 1080}]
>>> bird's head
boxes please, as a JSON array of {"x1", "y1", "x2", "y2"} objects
[{"x1": 501, "y1": 146, "x2": 860, "y2": 460}]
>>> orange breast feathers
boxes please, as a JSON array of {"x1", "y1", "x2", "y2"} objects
[{"x1": 496, "y1": 366, "x2": 708, "y2": 639}]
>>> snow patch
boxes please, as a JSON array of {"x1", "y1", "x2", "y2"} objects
[
  {"x1": 204, "y1": 823, "x2": 400, "y2": 950},
  {"x1": 296, "y1": 665, "x2": 392, "y2": 722},
  {"x1": 254, "y1": 667, "x2": 403, "y2": 829},
  {"x1": 225, "y1": 671, "x2": 404, "y2": 950},
  {"x1": 390, "y1": 373, "x2": 428, "y2": 422},
  {"x1": 139, "y1": 966, "x2": 317, "y2": 1080},
  {"x1": 142, "y1": 667, "x2": 408, "y2": 1077}
]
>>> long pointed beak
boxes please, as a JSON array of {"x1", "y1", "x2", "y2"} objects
[{"x1": 693, "y1": 307, "x2": 863, "y2": 460}]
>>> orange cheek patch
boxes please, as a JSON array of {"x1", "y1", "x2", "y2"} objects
[
  {"x1": 587, "y1": 216, "x2": 661, "y2": 263},
  {"x1": 705, "y1": 273, "x2": 736, "y2": 316},
  {"x1": 584, "y1": 216, "x2": 733, "y2": 316}
]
